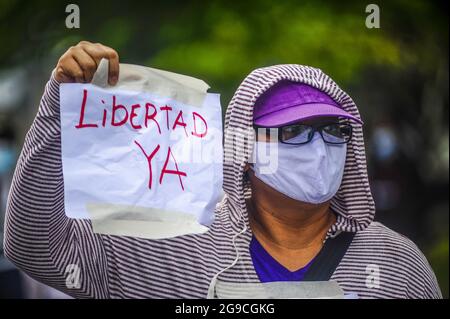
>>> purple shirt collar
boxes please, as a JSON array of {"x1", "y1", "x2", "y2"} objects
[{"x1": 250, "y1": 236, "x2": 316, "y2": 283}]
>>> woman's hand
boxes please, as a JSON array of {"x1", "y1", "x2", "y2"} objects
[{"x1": 55, "y1": 41, "x2": 119, "y2": 85}]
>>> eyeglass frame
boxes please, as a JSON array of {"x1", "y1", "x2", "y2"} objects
[{"x1": 253, "y1": 122, "x2": 353, "y2": 145}]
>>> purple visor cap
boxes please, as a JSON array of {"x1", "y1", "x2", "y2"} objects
[{"x1": 253, "y1": 81, "x2": 363, "y2": 127}]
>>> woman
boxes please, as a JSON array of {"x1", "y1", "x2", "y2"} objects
[{"x1": 4, "y1": 41, "x2": 442, "y2": 298}]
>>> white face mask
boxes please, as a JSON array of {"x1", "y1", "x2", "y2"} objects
[{"x1": 251, "y1": 133, "x2": 347, "y2": 204}]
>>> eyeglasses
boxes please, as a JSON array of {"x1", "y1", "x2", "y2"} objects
[{"x1": 254, "y1": 122, "x2": 353, "y2": 145}]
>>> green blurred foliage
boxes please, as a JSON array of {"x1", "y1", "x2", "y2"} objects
[
  {"x1": 428, "y1": 236, "x2": 449, "y2": 297},
  {"x1": 0, "y1": 0, "x2": 448, "y2": 297},
  {"x1": 0, "y1": 0, "x2": 447, "y2": 101}
]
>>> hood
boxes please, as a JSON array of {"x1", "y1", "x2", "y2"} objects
[{"x1": 221, "y1": 64, "x2": 375, "y2": 234}]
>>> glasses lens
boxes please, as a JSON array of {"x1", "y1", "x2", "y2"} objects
[
  {"x1": 255, "y1": 127, "x2": 279, "y2": 143},
  {"x1": 321, "y1": 123, "x2": 352, "y2": 144},
  {"x1": 280, "y1": 125, "x2": 313, "y2": 144}
]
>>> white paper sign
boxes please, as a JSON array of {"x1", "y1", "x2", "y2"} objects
[{"x1": 59, "y1": 78, "x2": 223, "y2": 239}]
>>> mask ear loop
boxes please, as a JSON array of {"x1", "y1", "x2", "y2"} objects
[
  {"x1": 207, "y1": 128, "x2": 254, "y2": 298},
  {"x1": 207, "y1": 217, "x2": 248, "y2": 299}
]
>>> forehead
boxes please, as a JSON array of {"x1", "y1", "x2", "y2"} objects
[{"x1": 293, "y1": 116, "x2": 339, "y2": 126}]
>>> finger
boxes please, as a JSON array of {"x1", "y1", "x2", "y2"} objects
[
  {"x1": 81, "y1": 42, "x2": 107, "y2": 66},
  {"x1": 82, "y1": 44, "x2": 119, "y2": 85},
  {"x1": 61, "y1": 56, "x2": 85, "y2": 83},
  {"x1": 55, "y1": 65, "x2": 74, "y2": 83},
  {"x1": 71, "y1": 48, "x2": 98, "y2": 82},
  {"x1": 105, "y1": 47, "x2": 119, "y2": 85}
]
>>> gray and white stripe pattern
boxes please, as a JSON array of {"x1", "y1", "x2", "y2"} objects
[{"x1": 4, "y1": 64, "x2": 442, "y2": 298}]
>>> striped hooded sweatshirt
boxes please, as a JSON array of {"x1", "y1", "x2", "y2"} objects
[{"x1": 4, "y1": 64, "x2": 442, "y2": 299}]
